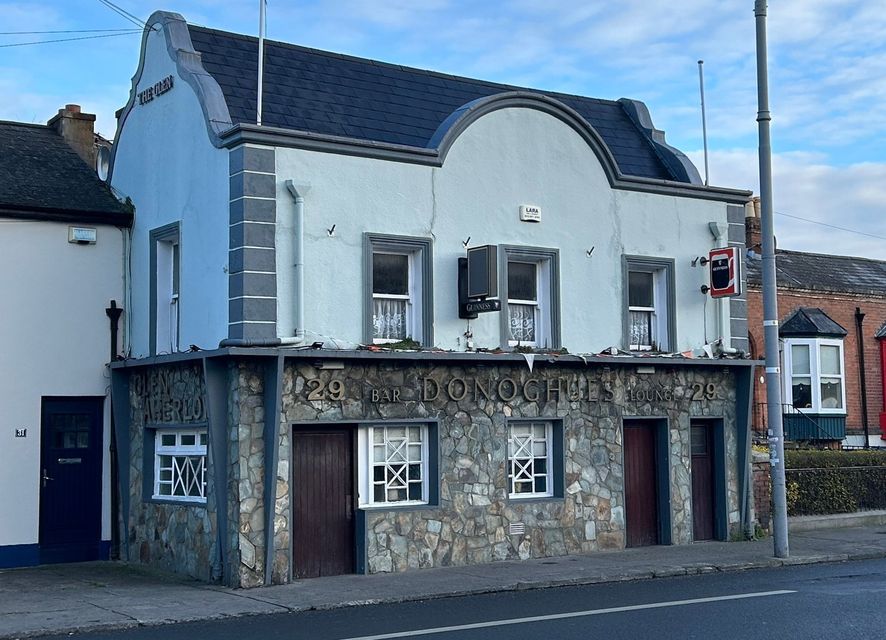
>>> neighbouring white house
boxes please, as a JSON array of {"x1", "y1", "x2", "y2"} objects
[
  {"x1": 0, "y1": 106, "x2": 132, "y2": 568},
  {"x1": 107, "y1": 11, "x2": 756, "y2": 587}
]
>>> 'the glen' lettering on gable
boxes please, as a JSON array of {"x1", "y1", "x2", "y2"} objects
[{"x1": 138, "y1": 75, "x2": 175, "y2": 105}]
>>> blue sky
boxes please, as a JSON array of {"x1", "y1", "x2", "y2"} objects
[{"x1": 2, "y1": 0, "x2": 884, "y2": 259}]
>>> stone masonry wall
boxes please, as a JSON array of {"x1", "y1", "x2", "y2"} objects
[
  {"x1": 229, "y1": 362, "x2": 285, "y2": 588},
  {"x1": 231, "y1": 358, "x2": 744, "y2": 579},
  {"x1": 127, "y1": 364, "x2": 219, "y2": 581}
]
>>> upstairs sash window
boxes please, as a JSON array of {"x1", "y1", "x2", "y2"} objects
[
  {"x1": 508, "y1": 261, "x2": 539, "y2": 345},
  {"x1": 372, "y1": 252, "x2": 411, "y2": 342}
]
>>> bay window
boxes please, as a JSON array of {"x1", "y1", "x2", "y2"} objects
[{"x1": 783, "y1": 338, "x2": 846, "y2": 413}]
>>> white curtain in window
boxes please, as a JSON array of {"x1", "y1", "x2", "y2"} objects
[
  {"x1": 373, "y1": 298, "x2": 407, "y2": 340},
  {"x1": 629, "y1": 310, "x2": 652, "y2": 347},
  {"x1": 509, "y1": 303, "x2": 536, "y2": 342}
]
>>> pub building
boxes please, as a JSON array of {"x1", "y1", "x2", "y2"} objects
[{"x1": 108, "y1": 11, "x2": 755, "y2": 587}]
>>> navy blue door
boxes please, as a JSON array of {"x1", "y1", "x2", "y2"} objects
[{"x1": 39, "y1": 397, "x2": 104, "y2": 563}]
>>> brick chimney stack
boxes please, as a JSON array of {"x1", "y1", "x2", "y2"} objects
[
  {"x1": 47, "y1": 104, "x2": 97, "y2": 168},
  {"x1": 745, "y1": 196, "x2": 762, "y2": 255}
]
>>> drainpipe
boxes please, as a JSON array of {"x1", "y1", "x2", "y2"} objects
[
  {"x1": 105, "y1": 300, "x2": 124, "y2": 559},
  {"x1": 284, "y1": 180, "x2": 309, "y2": 346},
  {"x1": 855, "y1": 308, "x2": 870, "y2": 449},
  {"x1": 879, "y1": 332, "x2": 886, "y2": 440},
  {"x1": 708, "y1": 222, "x2": 739, "y2": 355}
]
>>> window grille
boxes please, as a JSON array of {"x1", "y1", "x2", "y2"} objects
[
  {"x1": 370, "y1": 425, "x2": 426, "y2": 504},
  {"x1": 508, "y1": 422, "x2": 552, "y2": 498},
  {"x1": 154, "y1": 429, "x2": 207, "y2": 502}
]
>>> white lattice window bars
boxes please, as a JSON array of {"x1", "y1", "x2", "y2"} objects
[
  {"x1": 508, "y1": 422, "x2": 552, "y2": 498},
  {"x1": 370, "y1": 425, "x2": 426, "y2": 505},
  {"x1": 154, "y1": 429, "x2": 207, "y2": 502}
]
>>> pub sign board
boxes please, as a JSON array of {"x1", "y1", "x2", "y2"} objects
[
  {"x1": 458, "y1": 256, "x2": 502, "y2": 319},
  {"x1": 708, "y1": 246, "x2": 742, "y2": 298},
  {"x1": 467, "y1": 245, "x2": 498, "y2": 299}
]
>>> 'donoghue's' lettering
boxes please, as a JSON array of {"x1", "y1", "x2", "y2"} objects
[{"x1": 421, "y1": 376, "x2": 613, "y2": 404}]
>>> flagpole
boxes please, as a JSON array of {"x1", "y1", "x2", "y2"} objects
[{"x1": 257, "y1": 0, "x2": 266, "y2": 126}]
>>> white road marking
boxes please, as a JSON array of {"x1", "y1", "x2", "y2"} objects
[{"x1": 335, "y1": 590, "x2": 797, "y2": 640}]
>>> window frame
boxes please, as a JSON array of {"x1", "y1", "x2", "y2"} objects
[
  {"x1": 152, "y1": 427, "x2": 208, "y2": 504},
  {"x1": 499, "y1": 246, "x2": 560, "y2": 350},
  {"x1": 508, "y1": 421, "x2": 553, "y2": 499},
  {"x1": 506, "y1": 418, "x2": 563, "y2": 501},
  {"x1": 364, "y1": 234, "x2": 433, "y2": 346},
  {"x1": 150, "y1": 222, "x2": 181, "y2": 356},
  {"x1": 622, "y1": 256, "x2": 676, "y2": 352},
  {"x1": 783, "y1": 337, "x2": 847, "y2": 414},
  {"x1": 357, "y1": 422, "x2": 436, "y2": 508}
]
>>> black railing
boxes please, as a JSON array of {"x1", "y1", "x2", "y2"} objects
[{"x1": 754, "y1": 402, "x2": 838, "y2": 442}]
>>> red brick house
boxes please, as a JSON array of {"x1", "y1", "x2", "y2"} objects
[{"x1": 745, "y1": 208, "x2": 886, "y2": 447}]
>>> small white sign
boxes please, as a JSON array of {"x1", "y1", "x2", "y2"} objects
[
  {"x1": 519, "y1": 205, "x2": 541, "y2": 223},
  {"x1": 68, "y1": 227, "x2": 97, "y2": 244}
]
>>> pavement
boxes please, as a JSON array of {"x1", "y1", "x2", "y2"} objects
[{"x1": 4, "y1": 514, "x2": 886, "y2": 639}]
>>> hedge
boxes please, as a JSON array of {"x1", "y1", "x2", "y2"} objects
[
  {"x1": 783, "y1": 450, "x2": 886, "y2": 516},
  {"x1": 786, "y1": 450, "x2": 886, "y2": 469}
]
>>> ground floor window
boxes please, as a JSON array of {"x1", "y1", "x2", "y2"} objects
[
  {"x1": 363, "y1": 424, "x2": 428, "y2": 506},
  {"x1": 153, "y1": 429, "x2": 207, "y2": 502},
  {"x1": 508, "y1": 421, "x2": 554, "y2": 498}
]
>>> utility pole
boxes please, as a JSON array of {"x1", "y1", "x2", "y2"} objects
[{"x1": 754, "y1": 0, "x2": 789, "y2": 558}]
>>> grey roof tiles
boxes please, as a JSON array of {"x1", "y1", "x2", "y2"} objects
[
  {"x1": 779, "y1": 307, "x2": 848, "y2": 338},
  {"x1": 187, "y1": 25, "x2": 679, "y2": 181},
  {"x1": 0, "y1": 121, "x2": 130, "y2": 222},
  {"x1": 747, "y1": 249, "x2": 886, "y2": 297}
]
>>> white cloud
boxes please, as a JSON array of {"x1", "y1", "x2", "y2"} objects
[
  {"x1": 690, "y1": 148, "x2": 886, "y2": 260},
  {"x1": 2, "y1": 0, "x2": 884, "y2": 266}
]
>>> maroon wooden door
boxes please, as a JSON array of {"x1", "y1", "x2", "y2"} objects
[
  {"x1": 624, "y1": 422, "x2": 659, "y2": 547},
  {"x1": 691, "y1": 422, "x2": 715, "y2": 541},
  {"x1": 292, "y1": 428, "x2": 355, "y2": 579}
]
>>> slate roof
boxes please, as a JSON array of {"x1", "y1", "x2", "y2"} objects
[
  {"x1": 187, "y1": 25, "x2": 679, "y2": 182},
  {"x1": 0, "y1": 121, "x2": 130, "y2": 223},
  {"x1": 746, "y1": 249, "x2": 886, "y2": 297},
  {"x1": 779, "y1": 307, "x2": 848, "y2": 338}
]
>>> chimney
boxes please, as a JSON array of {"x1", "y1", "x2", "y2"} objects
[
  {"x1": 745, "y1": 196, "x2": 762, "y2": 254},
  {"x1": 47, "y1": 104, "x2": 97, "y2": 168}
]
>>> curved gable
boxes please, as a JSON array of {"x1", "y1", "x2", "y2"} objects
[
  {"x1": 109, "y1": 10, "x2": 232, "y2": 182},
  {"x1": 427, "y1": 92, "x2": 622, "y2": 185}
]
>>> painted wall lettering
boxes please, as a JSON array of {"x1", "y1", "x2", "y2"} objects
[
  {"x1": 300, "y1": 374, "x2": 720, "y2": 405},
  {"x1": 138, "y1": 75, "x2": 175, "y2": 105},
  {"x1": 131, "y1": 366, "x2": 207, "y2": 423}
]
